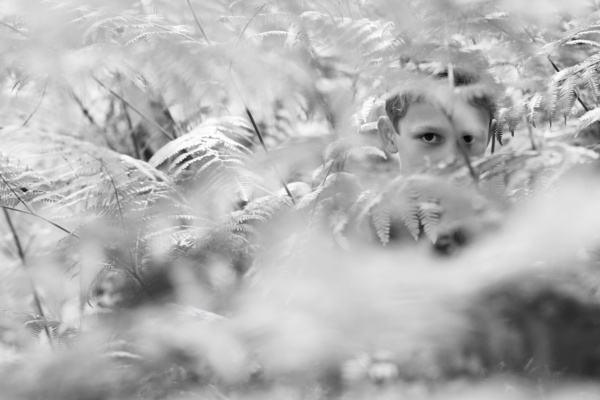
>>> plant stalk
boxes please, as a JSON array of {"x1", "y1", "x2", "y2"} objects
[{"x1": 2, "y1": 208, "x2": 54, "y2": 349}]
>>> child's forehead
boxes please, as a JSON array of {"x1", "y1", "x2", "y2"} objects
[{"x1": 401, "y1": 84, "x2": 493, "y2": 116}]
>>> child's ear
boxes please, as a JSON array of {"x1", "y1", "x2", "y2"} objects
[{"x1": 377, "y1": 116, "x2": 398, "y2": 154}]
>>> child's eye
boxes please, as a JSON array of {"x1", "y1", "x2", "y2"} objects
[
  {"x1": 463, "y1": 135, "x2": 474, "y2": 144},
  {"x1": 420, "y1": 133, "x2": 442, "y2": 143}
]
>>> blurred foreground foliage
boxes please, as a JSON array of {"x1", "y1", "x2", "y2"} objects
[{"x1": 4, "y1": 0, "x2": 600, "y2": 399}]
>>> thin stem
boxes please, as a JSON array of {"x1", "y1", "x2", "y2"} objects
[
  {"x1": 0, "y1": 172, "x2": 34, "y2": 214},
  {"x1": 101, "y1": 162, "x2": 136, "y2": 273},
  {"x1": 0, "y1": 20, "x2": 29, "y2": 37},
  {"x1": 438, "y1": 60, "x2": 479, "y2": 185},
  {"x1": 70, "y1": 89, "x2": 98, "y2": 126},
  {"x1": 120, "y1": 102, "x2": 143, "y2": 160},
  {"x1": 2, "y1": 206, "x2": 76, "y2": 237},
  {"x1": 99, "y1": 162, "x2": 153, "y2": 296},
  {"x1": 456, "y1": 141, "x2": 479, "y2": 182},
  {"x1": 227, "y1": 3, "x2": 268, "y2": 72},
  {"x1": 2, "y1": 208, "x2": 54, "y2": 349},
  {"x1": 235, "y1": 4, "x2": 268, "y2": 46},
  {"x1": 245, "y1": 107, "x2": 296, "y2": 204},
  {"x1": 527, "y1": 118, "x2": 538, "y2": 151},
  {"x1": 226, "y1": 18, "x2": 296, "y2": 204},
  {"x1": 185, "y1": 0, "x2": 211, "y2": 44},
  {"x1": 93, "y1": 77, "x2": 175, "y2": 141},
  {"x1": 22, "y1": 83, "x2": 47, "y2": 127}
]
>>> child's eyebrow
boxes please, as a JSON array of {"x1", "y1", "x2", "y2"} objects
[{"x1": 410, "y1": 124, "x2": 446, "y2": 133}]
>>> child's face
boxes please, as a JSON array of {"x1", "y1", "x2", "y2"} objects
[{"x1": 378, "y1": 100, "x2": 490, "y2": 174}]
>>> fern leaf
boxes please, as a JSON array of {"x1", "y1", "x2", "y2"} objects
[
  {"x1": 370, "y1": 202, "x2": 391, "y2": 246},
  {"x1": 557, "y1": 76, "x2": 577, "y2": 119},
  {"x1": 247, "y1": 30, "x2": 293, "y2": 41},
  {"x1": 330, "y1": 210, "x2": 351, "y2": 250},
  {"x1": 395, "y1": 185, "x2": 420, "y2": 241},
  {"x1": 582, "y1": 68, "x2": 600, "y2": 104},
  {"x1": 578, "y1": 108, "x2": 600, "y2": 132},
  {"x1": 357, "y1": 96, "x2": 379, "y2": 125},
  {"x1": 359, "y1": 122, "x2": 378, "y2": 135},
  {"x1": 418, "y1": 200, "x2": 442, "y2": 243},
  {"x1": 296, "y1": 186, "x2": 324, "y2": 209},
  {"x1": 344, "y1": 146, "x2": 387, "y2": 160},
  {"x1": 566, "y1": 39, "x2": 600, "y2": 48},
  {"x1": 527, "y1": 93, "x2": 542, "y2": 126}
]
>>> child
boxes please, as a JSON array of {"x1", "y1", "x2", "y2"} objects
[{"x1": 377, "y1": 68, "x2": 497, "y2": 174}]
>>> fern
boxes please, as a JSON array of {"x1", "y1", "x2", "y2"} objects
[
  {"x1": 330, "y1": 209, "x2": 351, "y2": 250},
  {"x1": 475, "y1": 143, "x2": 599, "y2": 200},
  {"x1": 557, "y1": 76, "x2": 577, "y2": 121},
  {"x1": 0, "y1": 154, "x2": 53, "y2": 208},
  {"x1": 149, "y1": 117, "x2": 260, "y2": 201},
  {"x1": 582, "y1": 68, "x2": 600, "y2": 105},
  {"x1": 370, "y1": 200, "x2": 391, "y2": 246},
  {"x1": 396, "y1": 192, "x2": 421, "y2": 241},
  {"x1": 418, "y1": 200, "x2": 442, "y2": 243},
  {"x1": 578, "y1": 108, "x2": 600, "y2": 132}
]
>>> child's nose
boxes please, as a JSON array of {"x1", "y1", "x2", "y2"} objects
[{"x1": 447, "y1": 139, "x2": 467, "y2": 165}]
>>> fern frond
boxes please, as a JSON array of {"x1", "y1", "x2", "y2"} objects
[
  {"x1": 395, "y1": 186, "x2": 420, "y2": 241},
  {"x1": 344, "y1": 146, "x2": 387, "y2": 160},
  {"x1": 297, "y1": 185, "x2": 324, "y2": 209},
  {"x1": 150, "y1": 118, "x2": 253, "y2": 168},
  {"x1": 330, "y1": 210, "x2": 351, "y2": 250},
  {"x1": 0, "y1": 154, "x2": 53, "y2": 207},
  {"x1": 566, "y1": 39, "x2": 600, "y2": 48},
  {"x1": 581, "y1": 68, "x2": 600, "y2": 105},
  {"x1": 527, "y1": 93, "x2": 543, "y2": 126},
  {"x1": 247, "y1": 30, "x2": 293, "y2": 42},
  {"x1": 557, "y1": 76, "x2": 577, "y2": 120},
  {"x1": 359, "y1": 122, "x2": 379, "y2": 135},
  {"x1": 356, "y1": 96, "x2": 379, "y2": 125},
  {"x1": 578, "y1": 108, "x2": 600, "y2": 132},
  {"x1": 1, "y1": 127, "x2": 185, "y2": 235},
  {"x1": 418, "y1": 200, "x2": 442, "y2": 243},
  {"x1": 370, "y1": 201, "x2": 391, "y2": 246}
]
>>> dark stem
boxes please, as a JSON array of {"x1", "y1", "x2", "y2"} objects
[
  {"x1": 0, "y1": 169, "x2": 76, "y2": 236},
  {"x1": 456, "y1": 141, "x2": 479, "y2": 183},
  {"x1": 93, "y1": 77, "x2": 175, "y2": 141},
  {"x1": 0, "y1": 172, "x2": 34, "y2": 214},
  {"x1": 245, "y1": 107, "x2": 296, "y2": 204},
  {"x1": 547, "y1": 56, "x2": 590, "y2": 112},
  {"x1": 527, "y1": 120, "x2": 538, "y2": 151},
  {"x1": 120, "y1": 103, "x2": 143, "y2": 160},
  {"x1": 2, "y1": 208, "x2": 54, "y2": 349},
  {"x1": 0, "y1": 20, "x2": 29, "y2": 37},
  {"x1": 2, "y1": 206, "x2": 76, "y2": 237},
  {"x1": 70, "y1": 89, "x2": 98, "y2": 126},
  {"x1": 1, "y1": 206, "x2": 80, "y2": 239},
  {"x1": 22, "y1": 83, "x2": 47, "y2": 127},
  {"x1": 434, "y1": 61, "x2": 479, "y2": 185},
  {"x1": 99, "y1": 162, "x2": 153, "y2": 296},
  {"x1": 236, "y1": 4, "x2": 268, "y2": 46},
  {"x1": 185, "y1": 0, "x2": 211, "y2": 44}
]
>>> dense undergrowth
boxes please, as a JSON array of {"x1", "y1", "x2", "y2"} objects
[{"x1": 3, "y1": 0, "x2": 600, "y2": 399}]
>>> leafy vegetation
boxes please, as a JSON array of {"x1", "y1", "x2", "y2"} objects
[{"x1": 3, "y1": 0, "x2": 600, "y2": 398}]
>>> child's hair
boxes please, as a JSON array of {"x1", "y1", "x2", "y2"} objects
[{"x1": 384, "y1": 68, "x2": 497, "y2": 133}]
